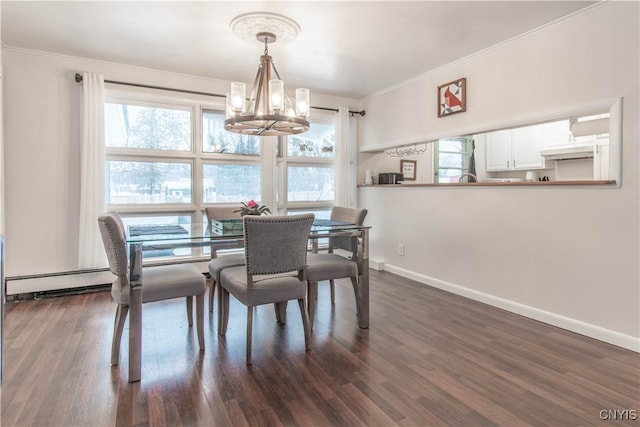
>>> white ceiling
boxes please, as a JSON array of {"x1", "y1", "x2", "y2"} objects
[{"x1": 1, "y1": 1, "x2": 596, "y2": 99}]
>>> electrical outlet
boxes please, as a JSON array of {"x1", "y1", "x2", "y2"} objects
[{"x1": 398, "y1": 244, "x2": 405, "y2": 256}]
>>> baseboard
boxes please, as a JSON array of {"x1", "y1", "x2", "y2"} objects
[
  {"x1": 383, "y1": 263, "x2": 640, "y2": 353},
  {"x1": 369, "y1": 258, "x2": 385, "y2": 271}
]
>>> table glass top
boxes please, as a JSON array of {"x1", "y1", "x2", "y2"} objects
[{"x1": 125, "y1": 218, "x2": 369, "y2": 245}]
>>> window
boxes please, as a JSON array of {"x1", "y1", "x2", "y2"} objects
[
  {"x1": 287, "y1": 166, "x2": 334, "y2": 201},
  {"x1": 279, "y1": 114, "x2": 336, "y2": 217},
  {"x1": 106, "y1": 160, "x2": 192, "y2": 204},
  {"x1": 287, "y1": 122, "x2": 335, "y2": 158},
  {"x1": 202, "y1": 163, "x2": 261, "y2": 203},
  {"x1": 434, "y1": 137, "x2": 474, "y2": 183},
  {"x1": 104, "y1": 92, "x2": 337, "y2": 261},
  {"x1": 202, "y1": 110, "x2": 260, "y2": 155},
  {"x1": 105, "y1": 102, "x2": 191, "y2": 151}
]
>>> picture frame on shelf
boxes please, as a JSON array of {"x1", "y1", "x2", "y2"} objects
[
  {"x1": 438, "y1": 77, "x2": 466, "y2": 118},
  {"x1": 400, "y1": 160, "x2": 417, "y2": 181}
]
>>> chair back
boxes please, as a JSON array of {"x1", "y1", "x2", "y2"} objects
[
  {"x1": 98, "y1": 211, "x2": 129, "y2": 288},
  {"x1": 243, "y1": 214, "x2": 314, "y2": 278},
  {"x1": 205, "y1": 207, "x2": 245, "y2": 257},
  {"x1": 329, "y1": 207, "x2": 368, "y2": 253}
]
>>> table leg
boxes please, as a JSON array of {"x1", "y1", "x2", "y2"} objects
[
  {"x1": 358, "y1": 229, "x2": 369, "y2": 329},
  {"x1": 129, "y1": 243, "x2": 143, "y2": 382}
]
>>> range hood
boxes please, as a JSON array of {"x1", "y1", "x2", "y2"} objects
[{"x1": 540, "y1": 142, "x2": 594, "y2": 160}]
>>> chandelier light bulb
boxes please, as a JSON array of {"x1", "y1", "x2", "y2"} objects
[
  {"x1": 269, "y1": 79, "x2": 284, "y2": 113},
  {"x1": 225, "y1": 92, "x2": 234, "y2": 119},
  {"x1": 296, "y1": 88, "x2": 310, "y2": 118},
  {"x1": 230, "y1": 82, "x2": 246, "y2": 114}
]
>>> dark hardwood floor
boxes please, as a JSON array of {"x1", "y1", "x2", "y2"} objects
[{"x1": 2, "y1": 270, "x2": 638, "y2": 426}]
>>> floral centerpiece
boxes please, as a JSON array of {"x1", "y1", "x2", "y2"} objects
[{"x1": 234, "y1": 200, "x2": 271, "y2": 217}]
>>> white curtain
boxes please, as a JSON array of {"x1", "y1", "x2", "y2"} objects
[
  {"x1": 335, "y1": 106, "x2": 358, "y2": 208},
  {"x1": 78, "y1": 73, "x2": 107, "y2": 268}
]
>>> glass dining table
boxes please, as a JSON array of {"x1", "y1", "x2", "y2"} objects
[{"x1": 125, "y1": 218, "x2": 371, "y2": 382}]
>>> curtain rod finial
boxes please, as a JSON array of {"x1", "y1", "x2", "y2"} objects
[{"x1": 75, "y1": 73, "x2": 83, "y2": 83}]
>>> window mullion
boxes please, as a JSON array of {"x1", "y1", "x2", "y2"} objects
[{"x1": 260, "y1": 136, "x2": 278, "y2": 213}]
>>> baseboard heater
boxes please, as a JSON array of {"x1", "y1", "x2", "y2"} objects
[{"x1": 5, "y1": 260, "x2": 211, "y2": 299}]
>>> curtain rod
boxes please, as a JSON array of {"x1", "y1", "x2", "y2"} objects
[{"x1": 75, "y1": 73, "x2": 365, "y2": 117}]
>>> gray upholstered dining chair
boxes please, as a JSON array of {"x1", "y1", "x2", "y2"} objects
[
  {"x1": 98, "y1": 211, "x2": 206, "y2": 366},
  {"x1": 217, "y1": 213, "x2": 315, "y2": 364},
  {"x1": 205, "y1": 207, "x2": 245, "y2": 315},
  {"x1": 306, "y1": 206, "x2": 368, "y2": 328}
]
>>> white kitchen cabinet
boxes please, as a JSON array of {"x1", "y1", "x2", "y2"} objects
[
  {"x1": 541, "y1": 119, "x2": 571, "y2": 147},
  {"x1": 485, "y1": 129, "x2": 512, "y2": 171},
  {"x1": 513, "y1": 123, "x2": 545, "y2": 169},
  {"x1": 485, "y1": 124, "x2": 545, "y2": 171},
  {"x1": 593, "y1": 139, "x2": 610, "y2": 180}
]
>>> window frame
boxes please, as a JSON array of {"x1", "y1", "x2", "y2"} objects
[{"x1": 434, "y1": 137, "x2": 474, "y2": 183}]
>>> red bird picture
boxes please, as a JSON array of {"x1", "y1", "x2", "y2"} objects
[
  {"x1": 438, "y1": 78, "x2": 466, "y2": 117},
  {"x1": 444, "y1": 86, "x2": 463, "y2": 109}
]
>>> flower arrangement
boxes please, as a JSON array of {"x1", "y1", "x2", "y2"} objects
[{"x1": 234, "y1": 200, "x2": 271, "y2": 216}]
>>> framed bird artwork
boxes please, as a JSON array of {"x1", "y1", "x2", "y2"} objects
[{"x1": 438, "y1": 77, "x2": 466, "y2": 118}]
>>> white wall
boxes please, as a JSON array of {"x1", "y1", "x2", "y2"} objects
[
  {"x1": 2, "y1": 48, "x2": 360, "y2": 287},
  {"x1": 358, "y1": 2, "x2": 639, "y2": 350}
]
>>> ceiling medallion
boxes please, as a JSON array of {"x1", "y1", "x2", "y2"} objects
[
  {"x1": 225, "y1": 13, "x2": 310, "y2": 136},
  {"x1": 230, "y1": 12, "x2": 301, "y2": 45}
]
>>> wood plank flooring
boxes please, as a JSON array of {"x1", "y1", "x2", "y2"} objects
[{"x1": 2, "y1": 270, "x2": 638, "y2": 426}]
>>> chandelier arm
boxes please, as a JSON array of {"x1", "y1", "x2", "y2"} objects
[
  {"x1": 258, "y1": 120, "x2": 278, "y2": 136},
  {"x1": 254, "y1": 62, "x2": 267, "y2": 116},
  {"x1": 261, "y1": 56, "x2": 272, "y2": 115},
  {"x1": 271, "y1": 61, "x2": 283, "y2": 81},
  {"x1": 247, "y1": 65, "x2": 262, "y2": 115}
]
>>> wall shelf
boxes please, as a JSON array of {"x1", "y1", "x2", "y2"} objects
[{"x1": 358, "y1": 180, "x2": 616, "y2": 188}]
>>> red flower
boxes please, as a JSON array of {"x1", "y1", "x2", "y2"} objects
[{"x1": 234, "y1": 200, "x2": 271, "y2": 216}]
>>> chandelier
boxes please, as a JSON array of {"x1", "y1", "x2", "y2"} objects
[{"x1": 225, "y1": 13, "x2": 310, "y2": 136}]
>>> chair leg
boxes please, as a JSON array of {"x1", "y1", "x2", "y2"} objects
[
  {"x1": 307, "y1": 281, "x2": 318, "y2": 330},
  {"x1": 196, "y1": 294, "x2": 205, "y2": 350},
  {"x1": 246, "y1": 306, "x2": 253, "y2": 365},
  {"x1": 209, "y1": 279, "x2": 217, "y2": 313},
  {"x1": 186, "y1": 296, "x2": 193, "y2": 326},
  {"x1": 219, "y1": 288, "x2": 230, "y2": 336},
  {"x1": 330, "y1": 279, "x2": 336, "y2": 304},
  {"x1": 217, "y1": 283, "x2": 224, "y2": 334},
  {"x1": 298, "y1": 298, "x2": 311, "y2": 351},
  {"x1": 350, "y1": 276, "x2": 360, "y2": 318},
  {"x1": 111, "y1": 304, "x2": 129, "y2": 366},
  {"x1": 274, "y1": 302, "x2": 288, "y2": 324}
]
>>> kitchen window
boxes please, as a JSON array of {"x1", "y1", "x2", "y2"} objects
[{"x1": 434, "y1": 137, "x2": 475, "y2": 183}]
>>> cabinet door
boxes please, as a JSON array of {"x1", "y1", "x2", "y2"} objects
[
  {"x1": 594, "y1": 141, "x2": 610, "y2": 180},
  {"x1": 485, "y1": 129, "x2": 512, "y2": 171},
  {"x1": 541, "y1": 119, "x2": 570, "y2": 148},
  {"x1": 513, "y1": 123, "x2": 545, "y2": 170}
]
